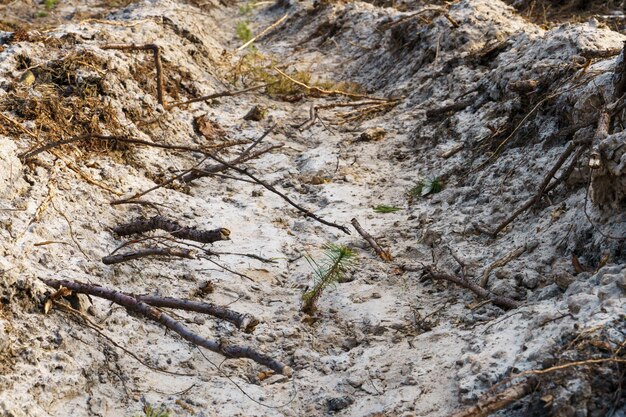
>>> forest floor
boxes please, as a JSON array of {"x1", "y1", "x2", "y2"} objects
[{"x1": 0, "y1": 0, "x2": 624, "y2": 416}]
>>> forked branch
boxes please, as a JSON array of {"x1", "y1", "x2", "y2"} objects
[{"x1": 42, "y1": 278, "x2": 290, "y2": 374}]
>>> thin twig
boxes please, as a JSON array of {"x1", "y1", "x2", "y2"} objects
[
  {"x1": 426, "y1": 267, "x2": 521, "y2": 310},
  {"x1": 101, "y1": 43, "x2": 165, "y2": 106},
  {"x1": 166, "y1": 84, "x2": 268, "y2": 110},
  {"x1": 201, "y1": 153, "x2": 350, "y2": 234},
  {"x1": 489, "y1": 139, "x2": 590, "y2": 237},
  {"x1": 273, "y1": 67, "x2": 391, "y2": 101},
  {"x1": 53, "y1": 301, "x2": 195, "y2": 377},
  {"x1": 237, "y1": 13, "x2": 289, "y2": 51}
]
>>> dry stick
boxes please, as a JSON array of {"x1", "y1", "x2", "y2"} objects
[
  {"x1": 42, "y1": 278, "x2": 291, "y2": 375},
  {"x1": 273, "y1": 67, "x2": 391, "y2": 101},
  {"x1": 588, "y1": 109, "x2": 610, "y2": 169},
  {"x1": 101, "y1": 44, "x2": 165, "y2": 106},
  {"x1": 0, "y1": 112, "x2": 38, "y2": 139},
  {"x1": 351, "y1": 218, "x2": 392, "y2": 261},
  {"x1": 102, "y1": 247, "x2": 195, "y2": 265},
  {"x1": 113, "y1": 215, "x2": 231, "y2": 244},
  {"x1": 166, "y1": 84, "x2": 268, "y2": 110},
  {"x1": 202, "y1": 153, "x2": 351, "y2": 235},
  {"x1": 425, "y1": 267, "x2": 521, "y2": 310},
  {"x1": 480, "y1": 244, "x2": 527, "y2": 288},
  {"x1": 489, "y1": 138, "x2": 590, "y2": 238},
  {"x1": 181, "y1": 144, "x2": 283, "y2": 183},
  {"x1": 447, "y1": 380, "x2": 534, "y2": 417},
  {"x1": 134, "y1": 295, "x2": 259, "y2": 333},
  {"x1": 237, "y1": 13, "x2": 289, "y2": 51}
]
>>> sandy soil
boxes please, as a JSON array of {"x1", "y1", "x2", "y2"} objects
[{"x1": 0, "y1": 0, "x2": 624, "y2": 416}]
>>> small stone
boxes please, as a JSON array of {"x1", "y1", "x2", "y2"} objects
[
  {"x1": 243, "y1": 105, "x2": 267, "y2": 121},
  {"x1": 617, "y1": 274, "x2": 626, "y2": 292},
  {"x1": 326, "y1": 396, "x2": 353, "y2": 413},
  {"x1": 356, "y1": 127, "x2": 386, "y2": 142},
  {"x1": 256, "y1": 334, "x2": 275, "y2": 343},
  {"x1": 553, "y1": 271, "x2": 576, "y2": 290}
]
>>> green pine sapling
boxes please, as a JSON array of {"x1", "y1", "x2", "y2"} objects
[{"x1": 301, "y1": 244, "x2": 357, "y2": 314}]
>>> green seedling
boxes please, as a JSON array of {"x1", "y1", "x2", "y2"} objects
[
  {"x1": 373, "y1": 205, "x2": 401, "y2": 213},
  {"x1": 301, "y1": 244, "x2": 357, "y2": 314},
  {"x1": 411, "y1": 176, "x2": 443, "y2": 197}
]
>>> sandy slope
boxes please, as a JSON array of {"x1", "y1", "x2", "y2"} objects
[{"x1": 0, "y1": 0, "x2": 624, "y2": 416}]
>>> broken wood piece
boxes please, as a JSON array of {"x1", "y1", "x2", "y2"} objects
[
  {"x1": 480, "y1": 244, "x2": 528, "y2": 288},
  {"x1": 351, "y1": 218, "x2": 392, "y2": 261},
  {"x1": 42, "y1": 278, "x2": 290, "y2": 375},
  {"x1": 237, "y1": 13, "x2": 289, "y2": 51},
  {"x1": 588, "y1": 109, "x2": 610, "y2": 169},
  {"x1": 102, "y1": 247, "x2": 195, "y2": 265},
  {"x1": 438, "y1": 143, "x2": 464, "y2": 159},
  {"x1": 425, "y1": 267, "x2": 521, "y2": 310},
  {"x1": 101, "y1": 43, "x2": 165, "y2": 106},
  {"x1": 135, "y1": 294, "x2": 259, "y2": 333},
  {"x1": 447, "y1": 380, "x2": 533, "y2": 417},
  {"x1": 113, "y1": 216, "x2": 230, "y2": 243}
]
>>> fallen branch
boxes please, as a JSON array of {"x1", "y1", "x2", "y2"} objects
[
  {"x1": 135, "y1": 294, "x2": 259, "y2": 333},
  {"x1": 101, "y1": 43, "x2": 165, "y2": 106},
  {"x1": 237, "y1": 13, "x2": 289, "y2": 51},
  {"x1": 102, "y1": 247, "x2": 195, "y2": 265},
  {"x1": 447, "y1": 380, "x2": 534, "y2": 417},
  {"x1": 426, "y1": 267, "x2": 521, "y2": 310},
  {"x1": 19, "y1": 134, "x2": 242, "y2": 162},
  {"x1": 200, "y1": 153, "x2": 351, "y2": 234},
  {"x1": 113, "y1": 215, "x2": 230, "y2": 244},
  {"x1": 42, "y1": 278, "x2": 290, "y2": 375},
  {"x1": 381, "y1": 6, "x2": 459, "y2": 30},
  {"x1": 351, "y1": 218, "x2": 392, "y2": 261}
]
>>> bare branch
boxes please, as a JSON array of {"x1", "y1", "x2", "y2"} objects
[
  {"x1": 113, "y1": 215, "x2": 230, "y2": 244},
  {"x1": 42, "y1": 278, "x2": 291, "y2": 375},
  {"x1": 102, "y1": 247, "x2": 195, "y2": 265}
]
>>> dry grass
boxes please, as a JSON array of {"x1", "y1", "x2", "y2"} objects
[
  {"x1": 227, "y1": 50, "x2": 364, "y2": 101},
  {"x1": 0, "y1": 50, "x2": 126, "y2": 156}
]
